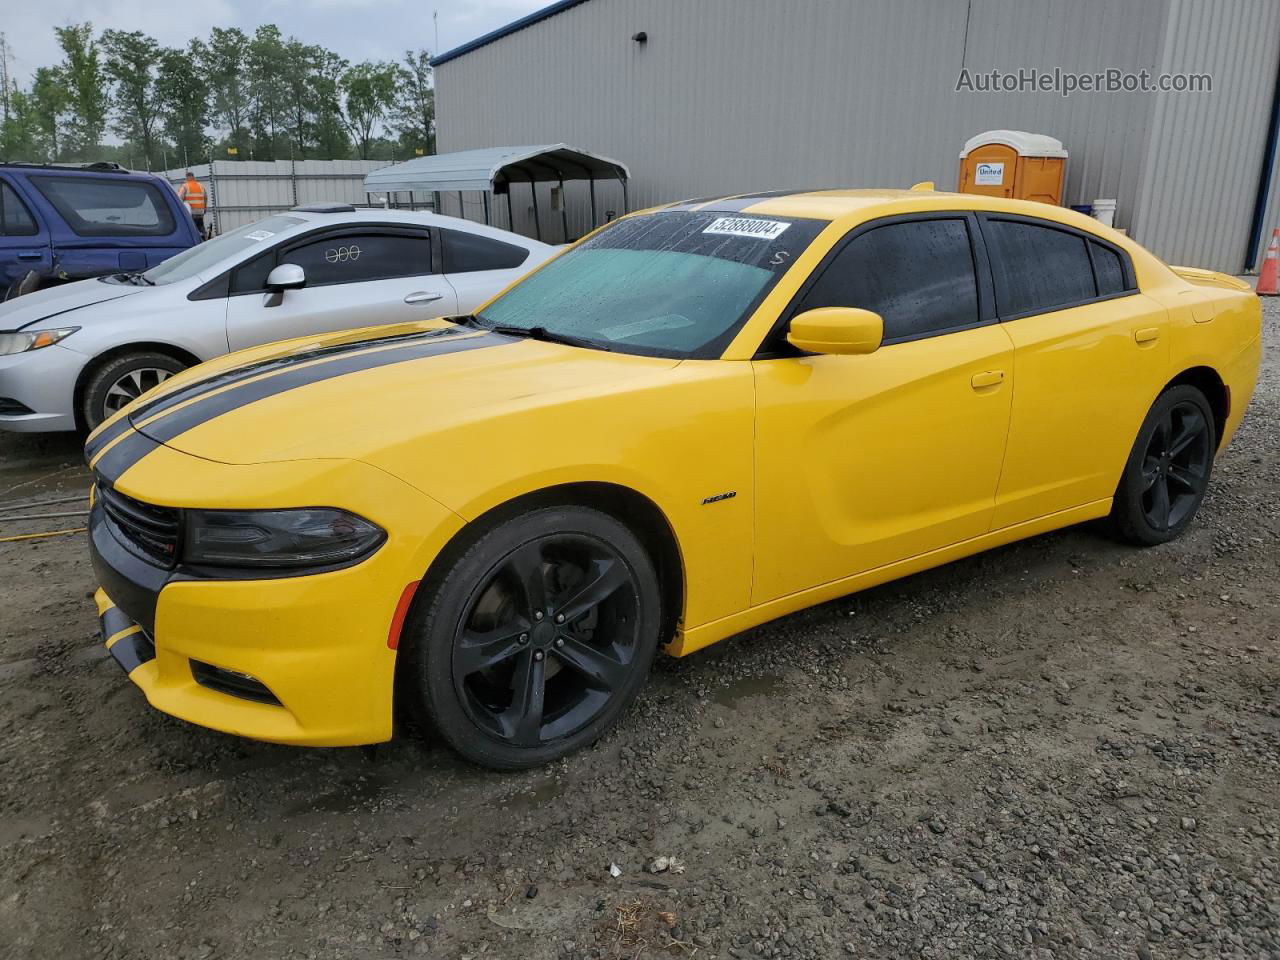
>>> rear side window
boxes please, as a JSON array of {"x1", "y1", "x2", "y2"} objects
[
  {"x1": 442, "y1": 229, "x2": 529, "y2": 273},
  {"x1": 30, "y1": 175, "x2": 176, "y2": 238},
  {"x1": 279, "y1": 231, "x2": 430, "y2": 286},
  {"x1": 0, "y1": 182, "x2": 38, "y2": 236},
  {"x1": 1090, "y1": 241, "x2": 1128, "y2": 296},
  {"x1": 984, "y1": 219, "x2": 1097, "y2": 316},
  {"x1": 797, "y1": 218, "x2": 979, "y2": 342}
]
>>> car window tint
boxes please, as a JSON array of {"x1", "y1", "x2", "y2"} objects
[
  {"x1": 985, "y1": 219, "x2": 1097, "y2": 316},
  {"x1": 231, "y1": 250, "x2": 275, "y2": 294},
  {"x1": 1090, "y1": 241, "x2": 1128, "y2": 296},
  {"x1": 442, "y1": 229, "x2": 529, "y2": 272},
  {"x1": 0, "y1": 182, "x2": 38, "y2": 236},
  {"x1": 30, "y1": 175, "x2": 176, "y2": 238},
  {"x1": 798, "y1": 218, "x2": 979, "y2": 341},
  {"x1": 278, "y1": 232, "x2": 430, "y2": 286}
]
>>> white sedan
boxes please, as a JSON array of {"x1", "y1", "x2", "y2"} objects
[{"x1": 0, "y1": 204, "x2": 554, "y2": 432}]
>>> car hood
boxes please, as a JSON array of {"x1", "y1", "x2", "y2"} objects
[
  {"x1": 119, "y1": 320, "x2": 679, "y2": 467},
  {"x1": 0, "y1": 278, "x2": 146, "y2": 331}
]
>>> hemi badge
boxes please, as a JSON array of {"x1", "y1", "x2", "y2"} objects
[{"x1": 701, "y1": 491, "x2": 737, "y2": 505}]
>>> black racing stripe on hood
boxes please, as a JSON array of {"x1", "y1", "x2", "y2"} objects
[
  {"x1": 85, "y1": 327, "x2": 469, "y2": 462},
  {"x1": 93, "y1": 330, "x2": 513, "y2": 483}
]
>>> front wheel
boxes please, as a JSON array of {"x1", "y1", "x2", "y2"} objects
[
  {"x1": 406, "y1": 505, "x2": 663, "y2": 769},
  {"x1": 1110, "y1": 385, "x2": 1216, "y2": 546},
  {"x1": 81, "y1": 351, "x2": 187, "y2": 432}
]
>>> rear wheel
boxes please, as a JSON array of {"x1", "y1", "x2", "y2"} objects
[
  {"x1": 81, "y1": 351, "x2": 186, "y2": 432},
  {"x1": 1110, "y1": 385, "x2": 1215, "y2": 546},
  {"x1": 406, "y1": 505, "x2": 662, "y2": 769}
]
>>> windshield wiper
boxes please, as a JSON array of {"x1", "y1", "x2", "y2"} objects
[
  {"x1": 113, "y1": 272, "x2": 154, "y2": 286},
  {"x1": 483, "y1": 323, "x2": 611, "y2": 352}
]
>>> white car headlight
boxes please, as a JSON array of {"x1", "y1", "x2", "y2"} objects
[{"x1": 0, "y1": 327, "x2": 80, "y2": 356}]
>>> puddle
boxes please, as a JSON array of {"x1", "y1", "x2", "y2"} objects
[
  {"x1": 491, "y1": 776, "x2": 566, "y2": 812},
  {"x1": 712, "y1": 673, "x2": 786, "y2": 709}
]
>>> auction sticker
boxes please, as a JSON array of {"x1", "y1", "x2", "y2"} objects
[
  {"x1": 703, "y1": 217, "x2": 790, "y2": 240},
  {"x1": 245, "y1": 230, "x2": 275, "y2": 242}
]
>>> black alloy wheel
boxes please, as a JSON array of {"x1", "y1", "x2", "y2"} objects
[
  {"x1": 408, "y1": 505, "x2": 662, "y2": 769},
  {"x1": 1111, "y1": 385, "x2": 1216, "y2": 546}
]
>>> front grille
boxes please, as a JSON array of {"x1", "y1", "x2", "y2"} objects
[
  {"x1": 0, "y1": 398, "x2": 34, "y2": 415},
  {"x1": 98, "y1": 481, "x2": 181, "y2": 568}
]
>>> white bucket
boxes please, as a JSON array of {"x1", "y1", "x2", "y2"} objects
[{"x1": 1092, "y1": 199, "x2": 1117, "y2": 228}]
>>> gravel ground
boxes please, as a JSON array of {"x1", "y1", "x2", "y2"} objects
[{"x1": 0, "y1": 299, "x2": 1276, "y2": 960}]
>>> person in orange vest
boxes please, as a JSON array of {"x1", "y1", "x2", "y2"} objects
[{"x1": 177, "y1": 171, "x2": 207, "y2": 239}]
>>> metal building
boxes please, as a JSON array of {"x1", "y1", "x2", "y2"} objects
[{"x1": 432, "y1": 0, "x2": 1280, "y2": 273}]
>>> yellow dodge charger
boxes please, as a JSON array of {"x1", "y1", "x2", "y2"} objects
[{"x1": 85, "y1": 188, "x2": 1261, "y2": 768}]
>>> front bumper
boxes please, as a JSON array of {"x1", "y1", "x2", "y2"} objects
[
  {"x1": 0, "y1": 343, "x2": 83, "y2": 432},
  {"x1": 89, "y1": 445, "x2": 465, "y2": 747}
]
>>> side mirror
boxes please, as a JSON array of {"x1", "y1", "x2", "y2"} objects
[
  {"x1": 263, "y1": 263, "x2": 306, "y2": 308},
  {"x1": 786, "y1": 307, "x2": 883, "y2": 355}
]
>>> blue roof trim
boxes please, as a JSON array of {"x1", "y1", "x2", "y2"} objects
[{"x1": 431, "y1": 0, "x2": 593, "y2": 66}]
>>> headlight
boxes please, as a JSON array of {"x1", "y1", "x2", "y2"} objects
[
  {"x1": 0, "y1": 327, "x2": 80, "y2": 356},
  {"x1": 183, "y1": 508, "x2": 385, "y2": 570}
]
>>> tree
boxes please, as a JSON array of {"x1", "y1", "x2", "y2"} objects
[
  {"x1": 157, "y1": 42, "x2": 210, "y2": 166},
  {"x1": 392, "y1": 50, "x2": 435, "y2": 155},
  {"x1": 101, "y1": 29, "x2": 162, "y2": 168},
  {"x1": 54, "y1": 24, "x2": 108, "y2": 158},
  {"x1": 340, "y1": 61, "x2": 398, "y2": 160},
  {"x1": 204, "y1": 27, "x2": 251, "y2": 149},
  {"x1": 310, "y1": 50, "x2": 350, "y2": 158},
  {"x1": 30, "y1": 67, "x2": 70, "y2": 159},
  {"x1": 247, "y1": 24, "x2": 287, "y2": 158},
  {"x1": 1, "y1": 88, "x2": 42, "y2": 161}
]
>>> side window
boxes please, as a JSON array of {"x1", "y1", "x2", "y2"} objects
[
  {"x1": 797, "y1": 218, "x2": 979, "y2": 341},
  {"x1": 278, "y1": 231, "x2": 431, "y2": 286},
  {"x1": 441, "y1": 229, "x2": 530, "y2": 273},
  {"x1": 0, "y1": 182, "x2": 39, "y2": 236},
  {"x1": 984, "y1": 219, "x2": 1097, "y2": 316},
  {"x1": 230, "y1": 250, "x2": 276, "y2": 294},
  {"x1": 1090, "y1": 241, "x2": 1128, "y2": 296},
  {"x1": 30, "y1": 175, "x2": 176, "y2": 238}
]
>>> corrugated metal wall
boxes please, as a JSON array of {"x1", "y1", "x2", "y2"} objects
[
  {"x1": 162, "y1": 160, "x2": 408, "y2": 232},
  {"x1": 435, "y1": 0, "x2": 1280, "y2": 272},
  {"x1": 1129, "y1": 0, "x2": 1280, "y2": 271}
]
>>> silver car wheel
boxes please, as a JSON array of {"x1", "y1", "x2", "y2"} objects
[{"x1": 103, "y1": 368, "x2": 173, "y2": 416}]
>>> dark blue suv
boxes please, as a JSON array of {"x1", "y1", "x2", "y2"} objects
[{"x1": 0, "y1": 162, "x2": 200, "y2": 294}]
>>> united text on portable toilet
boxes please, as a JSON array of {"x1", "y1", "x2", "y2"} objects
[{"x1": 958, "y1": 130, "x2": 1067, "y2": 205}]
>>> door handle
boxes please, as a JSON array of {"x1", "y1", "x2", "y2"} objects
[
  {"x1": 1134, "y1": 327, "x2": 1160, "y2": 344},
  {"x1": 404, "y1": 291, "x2": 444, "y2": 304},
  {"x1": 970, "y1": 370, "x2": 1005, "y2": 389},
  {"x1": 16, "y1": 251, "x2": 42, "y2": 261}
]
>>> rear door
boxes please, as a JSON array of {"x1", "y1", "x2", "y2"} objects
[
  {"x1": 225, "y1": 226, "x2": 458, "y2": 350},
  {"x1": 981, "y1": 215, "x2": 1170, "y2": 528},
  {"x1": 0, "y1": 177, "x2": 52, "y2": 288},
  {"x1": 439, "y1": 227, "x2": 537, "y2": 311}
]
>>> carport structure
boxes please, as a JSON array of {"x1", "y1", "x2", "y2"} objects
[{"x1": 362, "y1": 144, "x2": 630, "y2": 243}]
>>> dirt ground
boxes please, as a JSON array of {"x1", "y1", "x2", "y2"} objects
[{"x1": 1, "y1": 302, "x2": 1276, "y2": 960}]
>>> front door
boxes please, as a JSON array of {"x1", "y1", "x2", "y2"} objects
[
  {"x1": 225, "y1": 227, "x2": 458, "y2": 351},
  {"x1": 752, "y1": 215, "x2": 1015, "y2": 604}
]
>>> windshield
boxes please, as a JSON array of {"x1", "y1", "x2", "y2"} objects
[
  {"x1": 140, "y1": 216, "x2": 306, "y2": 285},
  {"x1": 476, "y1": 211, "x2": 825, "y2": 358}
]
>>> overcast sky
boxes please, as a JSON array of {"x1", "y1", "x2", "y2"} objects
[{"x1": 2, "y1": 0, "x2": 548, "y2": 84}]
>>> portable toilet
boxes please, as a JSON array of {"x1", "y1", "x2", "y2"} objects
[{"x1": 958, "y1": 130, "x2": 1067, "y2": 205}]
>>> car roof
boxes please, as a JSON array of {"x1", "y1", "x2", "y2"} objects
[
  {"x1": 653, "y1": 188, "x2": 1090, "y2": 225},
  {"x1": 275, "y1": 208, "x2": 552, "y2": 249}
]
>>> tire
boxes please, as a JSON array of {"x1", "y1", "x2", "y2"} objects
[
  {"x1": 405, "y1": 505, "x2": 663, "y2": 770},
  {"x1": 1110, "y1": 385, "x2": 1216, "y2": 546},
  {"x1": 81, "y1": 351, "x2": 187, "y2": 432}
]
